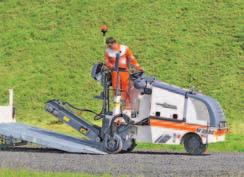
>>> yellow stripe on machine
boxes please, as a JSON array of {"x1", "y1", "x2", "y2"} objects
[{"x1": 63, "y1": 116, "x2": 70, "y2": 122}]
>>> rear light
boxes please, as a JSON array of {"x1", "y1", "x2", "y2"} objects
[{"x1": 219, "y1": 121, "x2": 227, "y2": 129}]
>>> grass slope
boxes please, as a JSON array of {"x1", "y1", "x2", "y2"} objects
[
  {"x1": 0, "y1": 0, "x2": 243, "y2": 151},
  {"x1": 0, "y1": 169, "x2": 110, "y2": 177}
]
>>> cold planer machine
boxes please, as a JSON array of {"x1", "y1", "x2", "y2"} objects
[
  {"x1": 45, "y1": 60, "x2": 228, "y2": 155},
  {"x1": 0, "y1": 60, "x2": 228, "y2": 154}
]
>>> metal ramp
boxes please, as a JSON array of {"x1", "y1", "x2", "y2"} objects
[{"x1": 0, "y1": 123, "x2": 106, "y2": 154}]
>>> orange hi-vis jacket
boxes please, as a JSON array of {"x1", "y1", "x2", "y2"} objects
[
  {"x1": 105, "y1": 44, "x2": 142, "y2": 109},
  {"x1": 105, "y1": 44, "x2": 142, "y2": 71}
]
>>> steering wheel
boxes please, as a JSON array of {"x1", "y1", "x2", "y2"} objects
[{"x1": 130, "y1": 71, "x2": 144, "y2": 80}]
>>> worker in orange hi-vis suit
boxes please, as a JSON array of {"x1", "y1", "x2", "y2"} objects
[{"x1": 104, "y1": 37, "x2": 143, "y2": 109}]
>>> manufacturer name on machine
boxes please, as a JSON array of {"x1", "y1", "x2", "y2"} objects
[{"x1": 197, "y1": 128, "x2": 214, "y2": 135}]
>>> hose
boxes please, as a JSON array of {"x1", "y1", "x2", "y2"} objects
[{"x1": 62, "y1": 101, "x2": 102, "y2": 120}]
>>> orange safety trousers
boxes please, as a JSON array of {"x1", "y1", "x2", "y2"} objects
[{"x1": 112, "y1": 71, "x2": 131, "y2": 109}]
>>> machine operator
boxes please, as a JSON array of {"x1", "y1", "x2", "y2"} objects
[{"x1": 104, "y1": 37, "x2": 143, "y2": 109}]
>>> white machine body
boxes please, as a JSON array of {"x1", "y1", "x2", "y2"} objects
[{"x1": 129, "y1": 79, "x2": 227, "y2": 145}]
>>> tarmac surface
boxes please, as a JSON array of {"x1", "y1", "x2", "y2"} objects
[{"x1": 0, "y1": 148, "x2": 243, "y2": 177}]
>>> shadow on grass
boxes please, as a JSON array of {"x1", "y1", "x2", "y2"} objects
[
  {"x1": 0, "y1": 147, "x2": 210, "y2": 156},
  {"x1": 129, "y1": 150, "x2": 210, "y2": 156},
  {"x1": 0, "y1": 147, "x2": 104, "y2": 156}
]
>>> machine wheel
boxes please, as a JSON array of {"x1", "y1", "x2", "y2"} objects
[
  {"x1": 103, "y1": 134, "x2": 123, "y2": 154},
  {"x1": 183, "y1": 134, "x2": 207, "y2": 155},
  {"x1": 126, "y1": 139, "x2": 137, "y2": 152}
]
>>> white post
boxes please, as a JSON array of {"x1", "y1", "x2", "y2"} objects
[
  {"x1": 9, "y1": 89, "x2": 13, "y2": 106},
  {"x1": 0, "y1": 89, "x2": 16, "y2": 123}
]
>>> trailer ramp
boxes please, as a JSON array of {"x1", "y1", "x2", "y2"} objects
[{"x1": 0, "y1": 123, "x2": 106, "y2": 154}]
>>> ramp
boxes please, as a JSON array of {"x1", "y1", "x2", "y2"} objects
[{"x1": 0, "y1": 123, "x2": 106, "y2": 154}]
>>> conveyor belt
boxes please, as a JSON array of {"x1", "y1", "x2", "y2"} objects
[{"x1": 0, "y1": 123, "x2": 106, "y2": 154}]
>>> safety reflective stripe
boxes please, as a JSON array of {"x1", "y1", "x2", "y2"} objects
[
  {"x1": 214, "y1": 129, "x2": 227, "y2": 136},
  {"x1": 150, "y1": 118, "x2": 207, "y2": 132},
  {"x1": 106, "y1": 45, "x2": 127, "y2": 58},
  {"x1": 120, "y1": 45, "x2": 127, "y2": 55}
]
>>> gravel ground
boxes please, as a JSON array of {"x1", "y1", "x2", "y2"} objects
[{"x1": 0, "y1": 148, "x2": 243, "y2": 177}]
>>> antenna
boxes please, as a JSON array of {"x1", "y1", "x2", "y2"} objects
[{"x1": 100, "y1": 25, "x2": 108, "y2": 47}]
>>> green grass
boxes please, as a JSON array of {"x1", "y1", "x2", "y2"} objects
[
  {"x1": 0, "y1": 0, "x2": 243, "y2": 152},
  {"x1": 0, "y1": 169, "x2": 111, "y2": 177}
]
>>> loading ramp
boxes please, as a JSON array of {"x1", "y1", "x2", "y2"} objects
[{"x1": 0, "y1": 123, "x2": 106, "y2": 154}]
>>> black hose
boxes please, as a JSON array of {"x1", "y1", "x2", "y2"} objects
[{"x1": 62, "y1": 102, "x2": 102, "y2": 120}]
